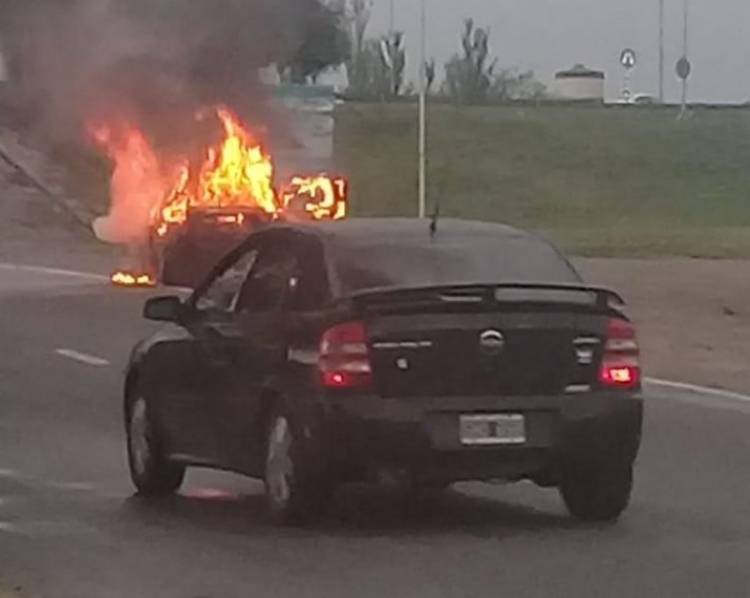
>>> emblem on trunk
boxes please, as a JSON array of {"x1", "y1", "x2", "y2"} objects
[{"x1": 479, "y1": 330, "x2": 505, "y2": 356}]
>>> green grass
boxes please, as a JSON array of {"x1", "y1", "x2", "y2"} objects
[{"x1": 336, "y1": 103, "x2": 750, "y2": 257}]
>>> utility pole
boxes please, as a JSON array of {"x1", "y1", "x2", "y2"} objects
[
  {"x1": 658, "y1": 0, "x2": 665, "y2": 103},
  {"x1": 389, "y1": 0, "x2": 396, "y2": 96},
  {"x1": 681, "y1": 0, "x2": 689, "y2": 115},
  {"x1": 418, "y1": 0, "x2": 427, "y2": 219}
]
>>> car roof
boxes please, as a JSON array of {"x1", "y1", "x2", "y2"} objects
[
  {"x1": 271, "y1": 217, "x2": 535, "y2": 246},
  {"x1": 252, "y1": 218, "x2": 580, "y2": 296}
]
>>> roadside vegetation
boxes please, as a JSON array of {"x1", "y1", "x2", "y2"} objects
[{"x1": 336, "y1": 102, "x2": 750, "y2": 257}]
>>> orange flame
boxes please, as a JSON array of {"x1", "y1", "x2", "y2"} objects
[
  {"x1": 281, "y1": 175, "x2": 348, "y2": 221},
  {"x1": 91, "y1": 106, "x2": 350, "y2": 260},
  {"x1": 89, "y1": 123, "x2": 167, "y2": 245},
  {"x1": 155, "y1": 108, "x2": 277, "y2": 235},
  {"x1": 110, "y1": 271, "x2": 157, "y2": 287}
]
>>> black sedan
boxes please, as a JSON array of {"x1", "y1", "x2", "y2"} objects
[{"x1": 124, "y1": 218, "x2": 643, "y2": 524}]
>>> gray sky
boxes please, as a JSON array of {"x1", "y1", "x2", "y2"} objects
[{"x1": 367, "y1": 0, "x2": 750, "y2": 103}]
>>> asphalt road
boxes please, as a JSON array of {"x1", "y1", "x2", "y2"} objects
[{"x1": 2, "y1": 171, "x2": 750, "y2": 598}]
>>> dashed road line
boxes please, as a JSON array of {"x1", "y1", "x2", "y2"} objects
[
  {"x1": 55, "y1": 349, "x2": 111, "y2": 367},
  {"x1": 46, "y1": 481, "x2": 97, "y2": 492},
  {"x1": 0, "y1": 521, "x2": 23, "y2": 534}
]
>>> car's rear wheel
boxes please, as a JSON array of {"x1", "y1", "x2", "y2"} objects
[
  {"x1": 264, "y1": 408, "x2": 331, "y2": 525},
  {"x1": 560, "y1": 464, "x2": 633, "y2": 523},
  {"x1": 126, "y1": 394, "x2": 185, "y2": 496}
]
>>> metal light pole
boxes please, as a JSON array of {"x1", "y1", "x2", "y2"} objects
[
  {"x1": 680, "y1": 0, "x2": 689, "y2": 115},
  {"x1": 389, "y1": 0, "x2": 395, "y2": 95},
  {"x1": 418, "y1": 0, "x2": 427, "y2": 219},
  {"x1": 658, "y1": 0, "x2": 665, "y2": 103}
]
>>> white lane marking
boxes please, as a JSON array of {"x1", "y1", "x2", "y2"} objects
[
  {"x1": 55, "y1": 349, "x2": 110, "y2": 367},
  {"x1": 0, "y1": 469, "x2": 21, "y2": 479},
  {"x1": 46, "y1": 481, "x2": 96, "y2": 492},
  {"x1": 646, "y1": 377, "x2": 750, "y2": 404},
  {"x1": 0, "y1": 521, "x2": 22, "y2": 533},
  {"x1": 0, "y1": 263, "x2": 108, "y2": 282}
]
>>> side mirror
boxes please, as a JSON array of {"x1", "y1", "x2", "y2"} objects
[{"x1": 143, "y1": 296, "x2": 185, "y2": 323}]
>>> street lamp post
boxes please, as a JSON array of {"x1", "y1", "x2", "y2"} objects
[
  {"x1": 418, "y1": 0, "x2": 427, "y2": 219},
  {"x1": 680, "y1": 0, "x2": 689, "y2": 116},
  {"x1": 389, "y1": 0, "x2": 396, "y2": 95},
  {"x1": 658, "y1": 0, "x2": 664, "y2": 103}
]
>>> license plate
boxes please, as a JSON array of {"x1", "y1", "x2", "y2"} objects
[{"x1": 459, "y1": 414, "x2": 526, "y2": 446}]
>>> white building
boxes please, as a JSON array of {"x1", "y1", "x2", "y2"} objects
[{"x1": 554, "y1": 64, "x2": 605, "y2": 101}]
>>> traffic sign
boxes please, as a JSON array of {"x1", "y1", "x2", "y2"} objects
[
  {"x1": 676, "y1": 56, "x2": 691, "y2": 80},
  {"x1": 620, "y1": 48, "x2": 637, "y2": 70}
]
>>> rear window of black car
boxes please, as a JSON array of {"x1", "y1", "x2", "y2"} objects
[{"x1": 330, "y1": 233, "x2": 580, "y2": 295}]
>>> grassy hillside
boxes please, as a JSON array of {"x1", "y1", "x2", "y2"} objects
[{"x1": 335, "y1": 103, "x2": 750, "y2": 257}]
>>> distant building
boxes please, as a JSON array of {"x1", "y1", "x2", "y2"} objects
[{"x1": 554, "y1": 64, "x2": 605, "y2": 101}]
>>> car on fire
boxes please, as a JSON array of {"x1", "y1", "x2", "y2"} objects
[
  {"x1": 124, "y1": 218, "x2": 643, "y2": 524},
  {"x1": 152, "y1": 174, "x2": 348, "y2": 289}
]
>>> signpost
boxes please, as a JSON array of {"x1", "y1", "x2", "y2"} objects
[
  {"x1": 676, "y1": 56, "x2": 691, "y2": 118},
  {"x1": 620, "y1": 48, "x2": 637, "y2": 69},
  {"x1": 620, "y1": 48, "x2": 637, "y2": 101}
]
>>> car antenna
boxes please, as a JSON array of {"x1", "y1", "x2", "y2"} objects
[{"x1": 429, "y1": 203, "x2": 440, "y2": 239}]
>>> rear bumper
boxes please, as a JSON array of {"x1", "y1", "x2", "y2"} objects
[{"x1": 317, "y1": 393, "x2": 643, "y2": 484}]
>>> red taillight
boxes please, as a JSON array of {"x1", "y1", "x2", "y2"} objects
[
  {"x1": 319, "y1": 321, "x2": 373, "y2": 389},
  {"x1": 598, "y1": 318, "x2": 641, "y2": 389}
]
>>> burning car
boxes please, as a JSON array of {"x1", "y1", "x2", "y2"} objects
[{"x1": 92, "y1": 106, "x2": 348, "y2": 289}]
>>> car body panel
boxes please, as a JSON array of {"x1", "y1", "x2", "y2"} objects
[{"x1": 126, "y1": 218, "x2": 644, "y2": 486}]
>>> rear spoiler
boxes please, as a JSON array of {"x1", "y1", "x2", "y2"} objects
[{"x1": 345, "y1": 283, "x2": 624, "y2": 311}]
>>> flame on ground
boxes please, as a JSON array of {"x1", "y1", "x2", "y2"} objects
[{"x1": 111, "y1": 271, "x2": 157, "y2": 287}]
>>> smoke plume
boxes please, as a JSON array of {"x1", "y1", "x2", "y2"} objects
[{"x1": 0, "y1": 0, "x2": 322, "y2": 243}]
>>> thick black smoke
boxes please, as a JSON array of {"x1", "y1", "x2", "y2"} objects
[{"x1": 0, "y1": 0, "x2": 322, "y2": 150}]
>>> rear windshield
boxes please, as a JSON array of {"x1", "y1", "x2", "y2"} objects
[{"x1": 330, "y1": 233, "x2": 581, "y2": 295}]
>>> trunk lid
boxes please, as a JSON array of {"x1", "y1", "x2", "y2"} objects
[{"x1": 353, "y1": 285, "x2": 616, "y2": 398}]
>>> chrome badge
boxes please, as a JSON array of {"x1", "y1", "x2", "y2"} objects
[{"x1": 479, "y1": 329, "x2": 506, "y2": 356}]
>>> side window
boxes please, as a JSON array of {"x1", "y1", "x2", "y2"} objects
[
  {"x1": 195, "y1": 249, "x2": 259, "y2": 313},
  {"x1": 236, "y1": 247, "x2": 298, "y2": 314},
  {"x1": 288, "y1": 245, "x2": 330, "y2": 312}
]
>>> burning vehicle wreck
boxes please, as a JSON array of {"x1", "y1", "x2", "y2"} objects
[{"x1": 92, "y1": 102, "x2": 348, "y2": 289}]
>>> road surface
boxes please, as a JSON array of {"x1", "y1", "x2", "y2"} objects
[{"x1": 1, "y1": 165, "x2": 749, "y2": 598}]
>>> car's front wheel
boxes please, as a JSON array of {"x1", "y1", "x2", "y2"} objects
[
  {"x1": 264, "y1": 408, "x2": 331, "y2": 525},
  {"x1": 126, "y1": 394, "x2": 185, "y2": 497},
  {"x1": 560, "y1": 465, "x2": 633, "y2": 523}
]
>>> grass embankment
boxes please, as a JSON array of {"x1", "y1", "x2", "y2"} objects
[{"x1": 336, "y1": 103, "x2": 750, "y2": 257}]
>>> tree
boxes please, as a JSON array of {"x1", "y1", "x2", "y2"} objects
[
  {"x1": 284, "y1": 1, "x2": 350, "y2": 83},
  {"x1": 425, "y1": 59, "x2": 436, "y2": 94},
  {"x1": 344, "y1": 0, "x2": 373, "y2": 93},
  {"x1": 351, "y1": 39, "x2": 391, "y2": 98},
  {"x1": 491, "y1": 68, "x2": 547, "y2": 101},
  {"x1": 442, "y1": 19, "x2": 546, "y2": 103},
  {"x1": 443, "y1": 19, "x2": 496, "y2": 103},
  {"x1": 380, "y1": 31, "x2": 406, "y2": 96}
]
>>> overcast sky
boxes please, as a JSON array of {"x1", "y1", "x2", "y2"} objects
[{"x1": 366, "y1": 0, "x2": 750, "y2": 103}]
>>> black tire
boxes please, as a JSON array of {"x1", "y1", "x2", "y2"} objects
[
  {"x1": 264, "y1": 406, "x2": 332, "y2": 525},
  {"x1": 126, "y1": 393, "x2": 185, "y2": 497},
  {"x1": 560, "y1": 465, "x2": 633, "y2": 523}
]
